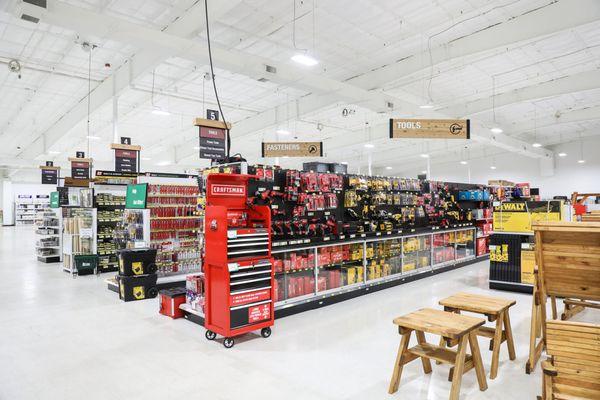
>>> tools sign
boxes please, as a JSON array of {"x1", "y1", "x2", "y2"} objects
[
  {"x1": 195, "y1": 117, "x2": 229, "y2": 160},
  {"x1": 389, "y1": 118, "x2": 470, "y2": 139}
]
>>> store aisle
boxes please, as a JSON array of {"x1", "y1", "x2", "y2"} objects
[{"x1": 1, "y1": 226, "x2": 591, "y2": 400}]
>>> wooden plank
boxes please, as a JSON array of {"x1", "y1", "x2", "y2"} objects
[
  {"x1": 407, "y1": 343, "x2": 471, "y2": 365},
  {"x1": 392, "y1": 308, "x2": 485, "y2": 339},
  {"x1": 110, "y1": 143, "x2": 142, "y2": 151},
  {"x1": 415, "y1": 331, "x2": 432, "y2": 374},
  {"x1": 193, "y1": 117, "x2": 231, "y2": 129},
  {"x1": 547, "y1": 320, "x2": 600, "y2": 333},
  {"x1": 68, "y1": 157, "x2": 93, "y2": 163},
  {"x1": 388, "y1": 331, "x2": 412, "y2": 394},
  {"x1": 439, "y1": 292, "x2": 515, "y2": 314},
  {"x1": 449, "y1": 336, "x2": 469, "y2": 400}
]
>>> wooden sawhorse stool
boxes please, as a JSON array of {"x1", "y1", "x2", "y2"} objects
[
  {"x1": 388, "y1": 308, "x2": 488, "y2": 400},
  {"x1": 439, "y1": 292, "x2": 516, "y2": 380}
]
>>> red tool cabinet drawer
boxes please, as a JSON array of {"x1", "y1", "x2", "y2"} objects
[{"x1": 230, "y1": 300, "x2": 272, "y2": 329}]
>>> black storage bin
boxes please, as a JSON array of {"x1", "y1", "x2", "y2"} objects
[
  {"x1": 74, "y1": 255, "x2": 99, "y2": 275},
  {"x1": 117, "y1": 274, "x2": 158, "y2": 302},
  {"x1": 302, "y1": 162, "x2": 330, "y2": 173},
  {"x1": 118, "y1": 248, "x2": 157, "y2": 276},
  {"x1": 328, "y1": 163, "x2": 347, "y2": 174}
]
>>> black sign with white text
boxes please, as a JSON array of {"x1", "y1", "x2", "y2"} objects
[{"x1": 41, "y1": 169, "x2": 58, "y2": 184}]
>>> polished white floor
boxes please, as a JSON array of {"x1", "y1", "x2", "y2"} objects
[{"x1": 1, "y1": 226, "x2": 596, "y2": 400}]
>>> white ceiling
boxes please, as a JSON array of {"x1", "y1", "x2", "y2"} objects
[{"x1": 1, "y1": 0, "x2": 600, "y2": 179}]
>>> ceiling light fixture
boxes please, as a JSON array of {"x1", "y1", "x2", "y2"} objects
[
  {"x1": 141, "y1": 157, "x2": 151, "y2": 161},
  {"x1": 490, "y1": 165, "x2": 497, "y2": 170},
  {"x1": 276, "y1": 129, "x2": 291, "y2": 135},
  {"x1": 532, "y1": 142, "x2": 542, "y2": 148},
  {"x1": 291, "y1": 53, "x2": 319, "y2": 66},
  {"x1": 155, "y1": 161, "x2": 171, "y2": 166},
  {"x1": 558, "y1": 152, "x2": 567, "y2": 157},
  {"x1": 48, "y1": 150, "x2": 60, "y2": 155},
  {"x1": 578, "y1": 159, "x2": 586, "y2": 164},
  {"x1": 385, "y1": 166, "x2": 392, "y2": 170},
  {"x1": 341, "y1": 161, "x2": 348, "y2": 165},
  {"x1": 364, "y1": 143, "x2": 375, "y2": 148},
  {"x1": 490, "y1": 127, "x2": 503, "y2": 134},
  {"x1": 420, "y1": 153, "x2": 429, "y2": 158},
  {"x1": 86, "y1": 135, "x2": 100, "y2": 140},
  {"x1": 460, "y1": 160, "x2": 468, "y2": 165},
  {"x1": 419, "y1": 104, "x2": 434, "y2": 109},
  {"x1": 152, "y1": 107, "x2": 170, "y2": 116},
  {"x1": 421, "y1": 170, "x2": 427, "y2": 174}
]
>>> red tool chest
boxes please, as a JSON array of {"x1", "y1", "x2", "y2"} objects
[{"x1": 203, "y1": 173, "x2": 274, "y2": 348}]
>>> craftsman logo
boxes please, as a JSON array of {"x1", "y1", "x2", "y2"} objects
[{"x1": 211, "y1": 184, "x2": 245, "y2": 197}]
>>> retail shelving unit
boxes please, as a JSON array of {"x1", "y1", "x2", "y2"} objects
[
  {"x1": 35, "y1": 208, "x2": 62, "y2": 263},
  {"x1": 62, "y1": 207, "x2": 97, "y2": 276},
  {"x1": 106, "y1": 174, "x2": 203, "y2": 293},
  {"x1": 16, "y1": 195, "x2": 50, "y2": 225},
  {"x1": 93, "y1": 184, "x2": 127, "y2": 273}
]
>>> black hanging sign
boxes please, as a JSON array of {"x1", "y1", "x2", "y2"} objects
[
  {"x1": 115, "y1": 149, "x2": 138, "y2": 173},
  {"x1": 194, "y1": 118, "x2": 230, "y2": 161},
  {"x1": 206, "y1": 109, "x2": 220, "y2": 121},
  {"x1": 45, "y1": 161, "x2": 54, "y2": 167},
  {"x1": 110, "y1": 142, "x2": 141, "y2": 173},
  {"x1": 71, "y1": 161, "x2": 90, "y2": 179},
  {"x1": 40, "y1": 165, "x2": 59, "y2": 185},
  {"x1": 76, "y1": 151, "x2": 85, "y2": 158}
]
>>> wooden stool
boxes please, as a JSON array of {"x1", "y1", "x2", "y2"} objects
[
  {"x1": 438, "y1": 292, "x2": 516, "y2": 380},
  {"x1": 388, "y1": 308, "x2": 487, "y2": 400}
]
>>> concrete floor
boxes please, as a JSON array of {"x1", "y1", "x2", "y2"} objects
[{"x1": 1, "y1": 226, "x2": 596, "y2": 400}]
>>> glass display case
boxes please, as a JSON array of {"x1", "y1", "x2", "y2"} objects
[{"x1": 272, "y1": 227, "x2": 476, "y2": 309}]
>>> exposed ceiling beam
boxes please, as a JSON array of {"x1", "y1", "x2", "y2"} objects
[
  {"x1": 15, "y1": 0, "x2": 243, "y2": 160},
  {"x1": 346, "y1": 0, "x2": 600, "y2": 91},
  {"x1": 440, "y1": 69, "x2": 600, "y2": 118}
]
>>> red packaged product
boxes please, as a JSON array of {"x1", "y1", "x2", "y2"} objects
[{"x1": 317, "y1": 276, "x2": 327, "y2": 292}]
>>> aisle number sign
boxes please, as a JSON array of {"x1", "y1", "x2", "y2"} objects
[
  {"x1": 389, "y1": 118, "x2": 470, "y2": 139},
  {"x1": 261, "y1": 142, "x2": 323, "y2": 157},
  {"x1": 125, "y1": 184, "x2": 148, "y2": 209}
]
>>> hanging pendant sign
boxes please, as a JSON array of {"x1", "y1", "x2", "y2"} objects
[
  {"x1": 389, "y1": 118, "x2": 470, "y2": 139},
  {"x1": 40, "y1": 164, "x2": 60, "y2": 185},
  {"x1": 69, "y1": 157, "x2": 92, "y2": 179},
  {"x1": 261, "y1": 142, "x2": 323, "y2": 157},
  {"x1": 194, "y1": 118, "x2": 230, "y2": 160},
  {"x1": 110, "y1": 141, "x2": 141, "y2": 173}
]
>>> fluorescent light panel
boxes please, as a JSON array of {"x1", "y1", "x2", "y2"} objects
[{"x1": 291, "y1": 54, "x2": 319, "y2": 66}]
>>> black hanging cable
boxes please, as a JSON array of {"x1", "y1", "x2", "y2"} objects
[
  {"x1": 204, "y1": 0, "x2": 231, "y2": 159},
  {"x1": 86, "y1": 45, "x2": 92, "y2": 156}
]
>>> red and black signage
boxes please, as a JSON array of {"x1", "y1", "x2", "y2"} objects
[
  {"x1": 199, "y1": 126, "x2": 226, "y2": 160},
  {"x1": 115, "y1": 149, "x2": 138, "y2": 173},
  {"x1": 71, "y1": 161, "x2": 90, "y2": 179}
]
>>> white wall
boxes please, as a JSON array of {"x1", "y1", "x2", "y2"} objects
[{"x1": 396, "y1": 137, "x2": 600, "y2": 199}]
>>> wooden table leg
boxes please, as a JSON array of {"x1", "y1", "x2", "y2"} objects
[
  {"x1": 388, "y1": 330, "x2": 412, "y2": 394},
  {"x1": 468, "y1": 331, "x2": 488, "y2": 391},
  {"x1": 490, "y1": 311, "x2": 504, "y2": 379},
  {"x1": 416, "y1": 331, "x2": 432, "y2": 374},
  {"x1": 449, "y1": 335, "x2": 468, "y2": 400},
  {"x1": 550, "y1": 296, "x2": 557, "y2": 320},
  {"x1": 503, "y1": 310, "x2": 516, "y2": 361}
]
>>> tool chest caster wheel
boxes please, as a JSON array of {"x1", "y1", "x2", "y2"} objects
[
  {"x1": 223, "y1": 338, "x2": 235, "y2": 348},
  {"x1": 261, "y1": 327, "x2": 271, "y2": 338},
  {"x1": 205, "y1": 330, "x2": 216, "y2": 341}
]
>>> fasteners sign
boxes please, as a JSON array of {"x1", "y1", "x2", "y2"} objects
[
  {"x1": 261, "y1": 142, "x2": 323, "y2": 157},
  {"x1": 389, "y1": 118, "x2": 470, "y2": 139}
]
